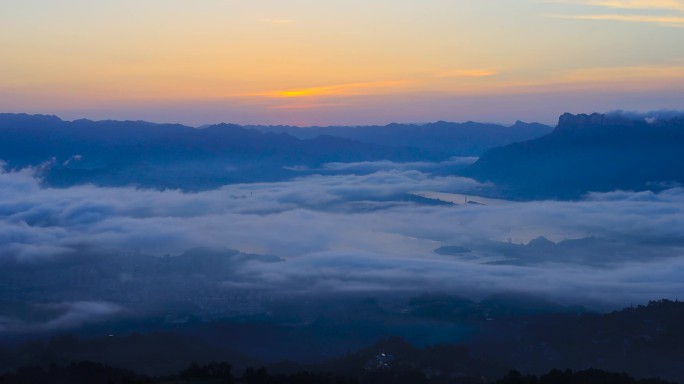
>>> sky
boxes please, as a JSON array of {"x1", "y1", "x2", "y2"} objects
[{"x1": 1, "y1": 0, "x2": 684, "y2": 126}]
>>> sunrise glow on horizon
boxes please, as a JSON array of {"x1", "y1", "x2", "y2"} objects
[{"x1": 2, "y1": 0, "x2": 684, "y2": 126}]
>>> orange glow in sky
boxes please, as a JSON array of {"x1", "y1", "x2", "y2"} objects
[
  {"x1": 256, "y1": 81, "x2": 410, "y2": 98},
  {"x1": 1, "y1": 0, "x2": 684, "y2": 125}
]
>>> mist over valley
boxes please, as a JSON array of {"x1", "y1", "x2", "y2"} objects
[{"x1": 1, "y1": 111, "x2": 684, "y2": 382}]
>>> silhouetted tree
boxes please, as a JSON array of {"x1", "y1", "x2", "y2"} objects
[{"x1": 242, "y1": 367, "x2": 269, "y2": 384}]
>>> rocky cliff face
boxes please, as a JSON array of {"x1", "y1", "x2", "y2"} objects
[
  {"x1": 466, "y1": 112, "x2": 684, "y2": 200},
  {"x1": 554, "y1": 112, "x2": 684, "y2": 132}
]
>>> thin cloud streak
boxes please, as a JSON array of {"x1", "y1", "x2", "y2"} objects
[
  {"x1": 0, "y1": 301, "x2": 124, "y2": 334},
  {"x1": 547, "y1": 0, "x2": 684, "y2": 26},
  {"x1": 575, "y1": 0, "x2": 684, "y2": 12},
  {"x1": 253, "y1": 81, "x2": 410, "y2": 99},
  {"x1": 558, "y1": 64, "x2": 684, "y2": 82},
  {"x1": 270, "y1": 103, "x2": 347, "y2": 110},
  {"x1": 553, "y1": 13, "x2": 684, "y2": 26},
  {"x1": 545, "y1": 0, "x2": 684, "y2": 11}
]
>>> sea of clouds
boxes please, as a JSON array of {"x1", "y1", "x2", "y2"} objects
[{"x1": 2, "y1": 162, "x2": 684, "y2": 327}]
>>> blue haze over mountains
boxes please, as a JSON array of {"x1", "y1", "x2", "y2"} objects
[
  {"x1": 3, "y1": 112, "x2": 683, "y2": 200},
  {"x1": 0, "y1": 113, "x2": 549, "y2": 190},
  {"x1": 467, "y1": 112, "x2": 684, "y2": 200},
  {"x1": 3, "y1": 111, "x2": 684, "y2": 382},
  {"x1": 248, "y1": 120, "x2": 552, "y2": 156}
]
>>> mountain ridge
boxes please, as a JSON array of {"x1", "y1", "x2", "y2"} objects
[
  {"x1": 0, "y1": 113, "x2": 447, "y2": 189},
  {"x1": 248, "y1": 120, "x2": 553, "y2": 155},
  {"x1": 0, "y1": 113, "x2": 551, "y2": 190},
  {"x1": 466, "y1": 112, "x2": 684, "y2": 200}
]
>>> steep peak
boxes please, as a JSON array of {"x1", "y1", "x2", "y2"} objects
[
  {"x1": 512, "y1": 120, "x2": 541, "y2": 127},
  {"x1": 512, "y1": 120, "x2": 553, "y2": 130},
  {"x1": 527, "y1": 236, "x2": 556, "y2": 249}
]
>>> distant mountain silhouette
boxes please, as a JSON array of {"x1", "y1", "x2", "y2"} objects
[
  {"x1": 466, "y1": 113, "x2": 684, "y2": 199},
  {"x1": 0, "y1": 114, "x2": 446, "y2": 189},
  {"x1": 249, "y1": 120, "x2": 553, "y2": 156}
]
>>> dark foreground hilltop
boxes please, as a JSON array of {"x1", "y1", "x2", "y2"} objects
[
  {"x1": 0, "y1": 361, "x2": 675, "y2": 384},
  {"x1": 2, "y1": 300, "x2": 684, "y2": 383}
]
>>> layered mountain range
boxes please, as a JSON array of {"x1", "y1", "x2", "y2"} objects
[
  {"x1": 2, "y1": 112, "x2": 682, "y2": 199},
  {"x1": 0, "y1": 113, "x2": 549, "y2": 190},
  {"x1": 0, "y1": 114, "x2": 446, "y2": 189},
  {"x1": 249, "y1": 120, "x2": 553, "y2": 155}
]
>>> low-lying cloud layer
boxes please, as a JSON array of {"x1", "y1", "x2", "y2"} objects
[
  {"x1": 2, "y1": 163, "x2": 684, "y2": 316},
  {"x1": 0, "y1": 301, "x2": 123, "y2": 334}
]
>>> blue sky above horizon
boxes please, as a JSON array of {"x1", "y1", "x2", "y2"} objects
[{"x1": 2, "y1": 0, "x2": 684, "y2": 126}]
